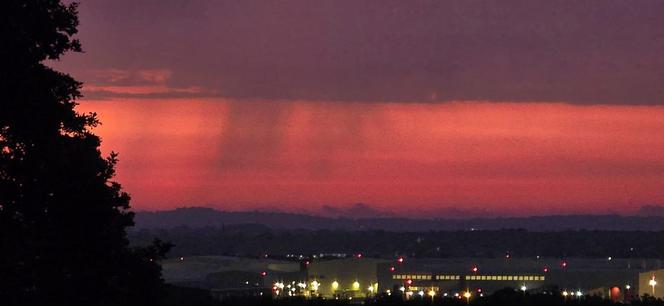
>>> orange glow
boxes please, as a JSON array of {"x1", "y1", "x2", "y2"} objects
[{"x1": 76, "y1": 99, "x2": 664, "y2": 216}]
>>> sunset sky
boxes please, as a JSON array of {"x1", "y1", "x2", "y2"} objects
[{"x1": 55, "y1": 1, "x2": 664, "y2": 217}]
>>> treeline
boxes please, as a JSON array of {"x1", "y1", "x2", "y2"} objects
[{"x1": 130, "y1": 226, "x2": 664, "y2": 258}]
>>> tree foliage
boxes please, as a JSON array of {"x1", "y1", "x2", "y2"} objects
[{"x1": 1, "y1": 1, "x2": 170, "y2": 305}]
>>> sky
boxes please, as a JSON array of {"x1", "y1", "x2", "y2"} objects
[{"x1": 54, "y1": 0, "x2": 664, "y2": 217}]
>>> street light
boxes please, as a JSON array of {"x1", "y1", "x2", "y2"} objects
[
  {"x1": 463, "y1": 291, "x2": 472, "y2": 305},
  {"x1": 649, "y1": 277, "x2": 657, "y2": 296},
  {"x1": 310, "y1": 280, "x2": 320, "y2": 292}
]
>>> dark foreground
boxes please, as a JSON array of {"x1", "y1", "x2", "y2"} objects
[{"x1": 166, "y1": 286, "x2": 664, "y2": 306}]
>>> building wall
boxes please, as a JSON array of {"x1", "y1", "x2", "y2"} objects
[
  {"x1": 307, "y1": 258, "x2": 388, "y2": 298},
  {"x1": 377, "y1": 259, "x2": 641, "y2": 296}
]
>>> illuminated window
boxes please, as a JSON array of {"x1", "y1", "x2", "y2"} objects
[
  {"x1": 497, "y1": 276, "x2": 503, "y2": 280},
  {"x1": 491, "y1": 276, "x2": 497, "y2": 280},
  {"x1": 507, "y1": 276, "x2": 513, "y2": 280},
  {"x1": 528, "y1": 276, "x2": 534, "y2": 281}
]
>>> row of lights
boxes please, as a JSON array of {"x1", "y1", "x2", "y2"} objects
[{"x1": 274, "y1": 280, "x2": 369, "y2": 293}]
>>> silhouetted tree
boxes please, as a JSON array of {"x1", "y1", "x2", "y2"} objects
[{"x1": 1, "y1": 1, "x2": 171, "y2": 305}]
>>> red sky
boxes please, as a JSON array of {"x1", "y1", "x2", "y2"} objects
[
  {"x1": 56, "y1": 1, "x2": 664, "y2": 217},
  {"x1": 76, "y1": 99, "x2": 664, "y2": 216}
]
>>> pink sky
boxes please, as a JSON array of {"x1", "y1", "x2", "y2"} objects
[{"x1": 77, "y1": 99, "x2": 664, "y2": 216}]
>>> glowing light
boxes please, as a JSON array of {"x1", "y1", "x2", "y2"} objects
[
  {"x1": 463, "y1": 291, "x2": 472, "y2": 299},
  {"x1": 650, "y1": 278, "x2": 658, "y2": 287},
  {"x1": 428, "y1": 290, "x2": 436, "y2": 297},
  {"x1": 418, "y1": 290, "x2": 425, "y2": 297},
  {"x1": 576, "y1": 291, "x2": 583, "y2": 297},
  {"x1": 626, "y1": 285, "x2": 631, "y2": 290},
  {"x1": 520, "y1": 285, "x2": 527, "y2": 292},
  {"x1": 311, "y1": 280, "x2": 320, "y2": 291},
  {"x1": 331, "y1": 281, "x2": 339, "y2": 290},
  {"x1": 390, "y1": 266, "x2": 396, "y2": 272},
  {"x1": 406, "y1": 279, "x2": 413, "y2": 285},
  {"x1": 397, "y1": 257, "x2": 405, "y2": 263},
  {"x1": 562, "y1": 291, "x2": 569, "y2": 297},
  {"x1": 472, "y1": 266, "x2": 478, "y2": 273},
  {"x1": 260, "y1": 271, "x2": 267, "y2": 277},
  {"x1": 399, "y1": 286, "x2": 406, "y2": 292},
  {"x1": 543, "y1": 267, "x2": 549, "y2": 273},
  {"x1": 352, "y1": 281, "x2": 360, "y2": 290}
]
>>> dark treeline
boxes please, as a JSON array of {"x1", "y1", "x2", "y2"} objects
[
  {"x1": 130, "y1": 226, "x2": 664, "y2": 258},
  {"x1": 134, "y1": 207, "x2": 664, "y2": 231}
]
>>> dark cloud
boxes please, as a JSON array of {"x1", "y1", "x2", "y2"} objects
[{"x1": 57, "y1": 0, "x2": 664, "y2": 104}]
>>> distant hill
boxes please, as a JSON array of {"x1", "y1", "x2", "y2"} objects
[{"x1": 133, "y1": 207, "x2": 664, "y2": 231}]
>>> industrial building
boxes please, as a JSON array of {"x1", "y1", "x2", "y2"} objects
[
  {"x1": 161, "y1": 255, "x2": 663, "y2": 301},
  {"x1": 377, "y1": 257, "x2": 652, "y2": 302}
]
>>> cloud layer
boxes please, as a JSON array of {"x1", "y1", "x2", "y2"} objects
[{"x1": 56, "y1": 0, "x2": 664, "y2": 104}]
